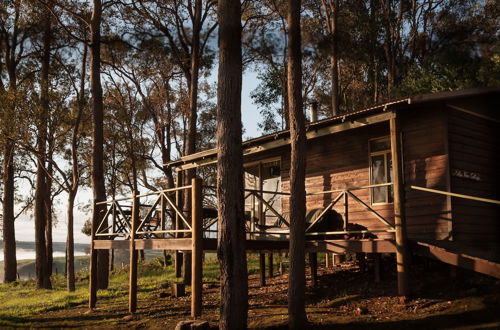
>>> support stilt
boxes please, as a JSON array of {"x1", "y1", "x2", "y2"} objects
[
  {"x1": 191, "y1": 178, "x2": 203, "y2": 318},
  {"x1": 268, "y1": 253, "x2": 273, "y2": 278},
  {"x1": 310, "y1": 252, "x2": 318, "y2": 287},
  {"x1": 374, "y1": 253, "x2": 381, "y2": 283},
  {"x1": 259, "y1": 253, "x2": 266, "y2": 286},
  {"x1": 129, "y1": 191, "x2": 139, "y2": 314},
  {"x1": 390, "y1": 115, "x2": 409, "y2": 298},
  {"x1": 89, "y1": 200, "x2": 98, "y2": 309}
]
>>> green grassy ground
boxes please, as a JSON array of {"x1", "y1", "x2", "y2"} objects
[{"x1": 0, "y1": 252, "x2": 285, "y2": 327}]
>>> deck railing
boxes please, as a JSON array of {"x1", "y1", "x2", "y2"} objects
[
  {"x1": 411, "y1": 185, "x2": 500, "y2": 205},
  {"x1": 94, "y1": 185, "x2": 193, "y2": 239},
  {"x1": 93, "y1": 181, "x2": 397, "y2": 240},
  {"x1": 305, "y1": 182, "x2": 396, "y2": 236}
]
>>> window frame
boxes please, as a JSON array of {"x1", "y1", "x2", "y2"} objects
[{"x1": 368, "y1": 136, "x2": 393, "y2": 205}]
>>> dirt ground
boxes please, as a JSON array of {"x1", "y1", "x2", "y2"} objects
[{"x1": 22, "y1": 256, "x2": 500, "y2": 329}]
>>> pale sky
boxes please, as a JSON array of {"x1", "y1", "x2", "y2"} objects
[{"x1": 14, "y1": 70, "x2": 262, "y2": 244}]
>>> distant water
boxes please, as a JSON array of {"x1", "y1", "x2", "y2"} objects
[
  {"x1": 0, "y1": 241, "x2": 89, "y2": 261},
  {"x1": 0, "y1": 248, "x2": 87, "y2": 261}
]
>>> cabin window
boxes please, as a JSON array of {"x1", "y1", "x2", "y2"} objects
[
  {"x1": 369, "y1": 137, "x2": 393, "y2": 204},
  {"x1": 244, "y1": 158, "x2": 281, "y2": 226}
]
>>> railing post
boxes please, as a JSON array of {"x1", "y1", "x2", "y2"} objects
[
  {"x1": 343, "y1": 191, "x2": 349, "y2": 231},
  {"x1": 390, "y1": 114, "x2": 409, "y2": 299},
  {"x1": 89, "y1": 199, "x2": 98, "y2": 310},
  {"x1": 175, "y1": 171, "x2": 183, "y2": 278},
  {"x1": 129, "y1": 191, "x2": 139, "y2": 314},
  {"x1": 191, "y1": 178, "x2": 203, "y2": 318}
]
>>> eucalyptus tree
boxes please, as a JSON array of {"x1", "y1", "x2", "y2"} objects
[
  {"x1": 216, "y1": 0, "x2": 248, "y2": 327},
  {"x1": 124, "y1": 0, "x2": 217, "y2": 283},
  {"x1": 287, "y1": 0, "x2": 307, "y2": 327},
  {"x1": 0, "y1": 0, "x2": 37, "y2": 284}
]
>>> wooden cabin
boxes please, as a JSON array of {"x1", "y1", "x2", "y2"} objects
[
  {"x1": 89, "y1": 87, "x2": 500, "y2": 317},
  {"x1": 171, "y1": 87, "x2": 500, "y2": 259}
]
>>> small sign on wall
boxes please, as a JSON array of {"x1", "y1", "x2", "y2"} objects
[{"x1": 451, "y1": 169, "x2": 481, "y2": 181}]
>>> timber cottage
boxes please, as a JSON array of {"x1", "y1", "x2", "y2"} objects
[{"x1": 89, "y1": 87, "x2": 500, "y2": 316}]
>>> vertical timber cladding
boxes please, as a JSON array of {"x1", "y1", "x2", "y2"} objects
[
  {"x1": 400, "y1": 106, "x2": 452, "y2": 240},
  {"x1": 447, "y1": 103, "x2": 500, "y2": 256},
  {"x1": 281, "y1": 122, "x2": 395, "y2": 239}
]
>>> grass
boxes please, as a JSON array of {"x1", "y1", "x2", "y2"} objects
[{"x1": 0, "y1": 251, "x2": 292, "y2": 327}]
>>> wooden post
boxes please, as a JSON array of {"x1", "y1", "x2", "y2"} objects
[
  {"x1": 175, "y1": 171, "x2": 183, "y2": 278},
  {"x1": 89, "y1": 200, "x2": 98, "y2": 309},
  {"x1": 325, "y1": 253, "x2": 330, "y2": 268},
  {"x1": 309, "y1": 252, "x2": 318, "y2": 287},
  {"x1": 343, "y1": 191, "x2": 349, "y2": 231},
  {"x1": 191, "y1": 178, "x2": 203, "y2": 318},
  {"x1": 259, "y1": 253, "x2": 266, "y2": 286},
  {"x1": 268, "y1": 253, "x2": 273, "y2": 278},
  {"x1": 129, "y1": 191, "x2": 139, "y2": 314},
  {"x1": 374, "y1": 253, "x2": 381, "y2": 283},
  {"x1": 258, "y1": 164, "x2": 266, "y2": 286},
  {"x1": 390, "y1": 115, "x2": 409, "y2": 298}
]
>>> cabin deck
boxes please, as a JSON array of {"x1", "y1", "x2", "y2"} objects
[{"x1": 93, "y1": 237, "x2": 397, "y2": 253}]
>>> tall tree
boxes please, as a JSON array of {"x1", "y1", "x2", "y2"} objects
[
  {"x1": 321, "y1": 0, "x2": 339, "y2": 116},
  {"x1": 34, "y1": 7, "x2": 52, "y2": 289},
  {"x1": 90, "y1": 0, "x2": 109, "y2": 289},
  {"x1": 287, "y1": 0, "x2": 307, "y2": 327},
  {"x1": 0, "y1": 0, "x2": 31, "y2": 283},
  {"x1": 216, "y1": 0, "x2": 248, "y2": 328}
]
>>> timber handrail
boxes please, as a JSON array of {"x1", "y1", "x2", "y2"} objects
[
  {"x1": 96, "y1": 185, "x2": 192, "y2": 205},
  {"x1": 411, "y1": 185, "x2": 500, "y2": 205},
  {"x1": 94, "y1": 183, "x2": 195, "y2": 239},
  {"x1": 305, "y1": 183, "x2": 395, "y2": 234},
  {"x1": 307, "y1": 182, "x2": 393, "y2": 196}
]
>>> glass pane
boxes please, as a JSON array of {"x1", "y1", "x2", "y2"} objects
[
  {"x1": 370, "y1": 137, "x2": 390, "y2": 153},
  {"x1": 371, "y1": 154, "x2": 386, "y2": 203}
]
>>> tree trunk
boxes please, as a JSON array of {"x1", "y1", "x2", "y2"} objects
[
  {"x1": 182, "y1": 0, "x2": 202, "y2": 285},
  {"x1": 329, "y1": 0, "x2": 339, "y2": 116},
  {"x1": 67, "y1": 39, "x2": 86, "y2": 292},
  {"x1": 67, "y1": 195, "x2": 76, "y2": 291},
  {"x1": 287, "y1": 0, "x2": 308, "y2": 327},
  {"x1": 90, "y1": 0, "x2": 109, "y2": 290},
  {"x1": 216, "y1": 0, "x2": 248, "y2": 328},
  {"x1": 35, "y1": 15, "x2": 52, "y2": 290},
  {"x1": 45, "y1": 167, "x2": 54, "y2": 276},
  {"x1": 2, "y1": 143, "x2": 16, "y2": 283},
  {"x1": 1, "y1": 3, "x2": 20, "y2": 284}
]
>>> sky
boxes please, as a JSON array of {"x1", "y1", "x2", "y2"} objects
[{"x1": 14, "y1": 70, "x2": 262, "y2": 244}]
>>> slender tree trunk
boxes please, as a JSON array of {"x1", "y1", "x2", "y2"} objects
[
  {"x1": 2, "y1": 143, "x2": 16, "y2": 283},
  {"x1": 182, "y1": 0, "x2": 202, "y2": 285},
  {"x1": 216, "y1": 0, "x2": 248, "y2": 328},
  {"x1": 35, "y1": 16, "x2": 52, "y2": 290},
  {"x1": 287, "y1": 0, "x2": 307, "y2": 327},
  {"x1": 1, "y1": 0, "x2": 18, "y2": 286},
  {"x1": 90, "y1": 0, "x2": 108, "y2": 290},
  {"x1": 45, "y1": 164, "x2": 54, "y2": 276},
  {"x1": 369, "y1": 0, "x2": 378, "y2": 103},
  {"x1": 67, "y1": 195, "x2": 76, "y2": 291},
  {"x1": 67, "y1": 40, "x2": 86, "y2": 292},
  {"x1": 329, "y1": 0, "x2": 339, "y2": 116}
]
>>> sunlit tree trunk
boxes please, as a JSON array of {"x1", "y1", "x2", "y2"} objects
[
  {"x1": 67, "y1": 40, "x2": 87, "y2": 292},
  {"x1": 216, "y1": 0, "x2": 248, "y2": 328},
  {"x1": 287, "y1": 0, "x2": 307, "y2": 327},
  {"x1": 35, "y1": 14, "x2": 52, "y2": 290},
  {"x1": 90, "y1": 0, "x2": 109, "y2": 289}
]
